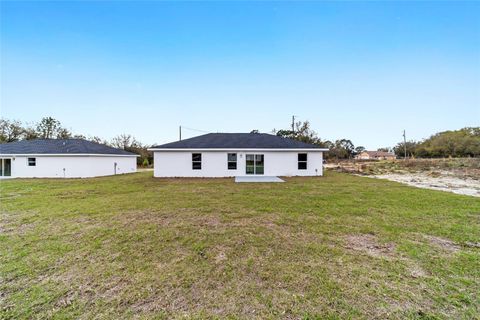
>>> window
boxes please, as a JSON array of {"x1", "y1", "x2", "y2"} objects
[
  {"x1": 298, "y1": 153, "x2": 307, "y2": 170},
  {"x1": 192, "y1": 153, "x2": 202, "y2": 170},
  {"x1": 28, "y1": 157, "x2": 36, "y2": 167},
  {"x1": 227, "y1": 153, "x2": 237, "y2": 170}
]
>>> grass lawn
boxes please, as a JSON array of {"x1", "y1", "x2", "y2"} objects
[{"x1": 1, "y1": 171, "x2": 479, "y2": 319}]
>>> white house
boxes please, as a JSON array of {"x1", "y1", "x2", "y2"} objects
[
  {"x1": 149, "y1": 133, "x2": 328, "y2": 178},
  {"x1": 0, "y1": 139, "x2": 138, "y2": 178}
]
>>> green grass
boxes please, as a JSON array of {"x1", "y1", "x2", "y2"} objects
[{"x1": 1, "y1": 171, "x2": 479, "y2": 319}]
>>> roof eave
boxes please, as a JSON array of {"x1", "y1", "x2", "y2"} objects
[{"x1": 148, "y1": 148, "x2": 328, "y2": 152}]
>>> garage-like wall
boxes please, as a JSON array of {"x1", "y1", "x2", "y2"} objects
[{"x1": 9, "y1": 156, "x2": 137, "y2": 178}]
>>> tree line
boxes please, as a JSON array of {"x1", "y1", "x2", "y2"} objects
[
  {"x1": 273, "y1": 120, "x2": 360, "y2": 160},
  {"x1": 0, "y1": 117, "x2": 152, "y2": 166},
  {"x1": 2, "y1": 117, "x2": 478, "y2": 163},
  {"x1": 392, "y1": 127, "x2": 480, "y2": 158},
  {"x1": 273, "y1": 121, "x2": 480, "y2": 160}
]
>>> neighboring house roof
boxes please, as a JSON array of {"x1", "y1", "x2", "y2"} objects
[
  {"x1": 0, "y1": 139, "x2": 137, "y2": 156},
  {"x1": 360, "y1": 151, "x2": 395, "y2": 157},
  {"x1": 150, "y1": 133, "x2": 327, "y2": 150}
]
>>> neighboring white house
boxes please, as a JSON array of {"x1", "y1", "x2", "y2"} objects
[
  {"x1": 0, "y1": 139, "x2": 138, "y2": 178},
  {"x1": 149, "y1": 133, "x2": 328, "y2": 178}
]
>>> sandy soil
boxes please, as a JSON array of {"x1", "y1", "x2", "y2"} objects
[{"x1": 369, "y1": 173, "x2": 480, "y2": 197}]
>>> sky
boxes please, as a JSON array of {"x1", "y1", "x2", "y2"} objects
[{"x1": 0, "y1": 1, "x2": 479, "y2": 149}]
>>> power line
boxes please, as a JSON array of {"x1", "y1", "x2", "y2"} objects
[
  {"x1": 181, "y1": 126, "x2": 210, "y2": 134},
  {"x1": 178, "y1": 125, "x2": 211, "y2": 141}
]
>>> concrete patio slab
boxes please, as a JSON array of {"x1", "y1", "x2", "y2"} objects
[{"x1": 235, "y1": 176, "x2": 285, "y2": 183}]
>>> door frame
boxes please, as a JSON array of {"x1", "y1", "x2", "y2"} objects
[
  {"x1": 0, "y1": 158, "x2": 12, "y2": 177},
  {"x1": 245, "y1": 154, "x2": 264, "y2": 175}
]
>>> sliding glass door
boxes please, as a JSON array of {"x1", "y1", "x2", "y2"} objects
[
  {"x1": 0, "y1": 159, "x2": 11, "y2": 177},
  {"x1": 246, "y1": 154, "x2": 264, "y2": 175}
]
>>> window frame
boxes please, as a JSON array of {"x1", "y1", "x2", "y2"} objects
[
  {"x1": 298, "y1": 153, "x2": 307, "y2": 170},
  {"x1": 227, "y1": 153, "x2": 237, "y2": 170},
  {"x1": 28, "y1": 157, "x2": 36, "y2": 167},
  {"x1": 192, "y1": 153, "x2": 202, "y2": 170}
]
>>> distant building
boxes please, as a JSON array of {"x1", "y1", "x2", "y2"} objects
[{"x1": 355, "y1": 151, "x2": 396, "y2": 161}]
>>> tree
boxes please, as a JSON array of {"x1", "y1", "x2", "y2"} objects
[
  {"x1": 338, "y1": 139, "x2": 355, "y2": 159},
  {"x1": 89, "y1": 136, "x2": 109, "y2": 145},
  {"x1": 377, "y1": 147, "x2": 391, "y2": 153},
  {"x1": 355, "y1": 146, "x2": 366, "y2": 154},
  {"x1": 417, "y1": 127, "x2": 480, "y2": 158},
  {"x1": 393, "y1": 141, "x2": 418, "y2": 158},
  {"x1": 111, "y1": 134, "x2": 141, "y2": 150},
  {"x1": 327, "y1": 139, "x2": 356, "y2": 160},
  {"x1": 274, "y1": 120, "x2": 323, "y2": 145},
  {"x1": 0, "y1": 119, "x2": 24, "y2": 143},
  {"x1": 23, "y1": 126, "x2": 39, "y2": 140},
  {"x1": 110, "y1": 134, "x2": 150, "y2": 165},
  {"x1": 36, "y1": 117, "x2": 61, "y2": 139},
  {"x1": 392, "y1": 128, "x2": 480, "y2": 158},
  {"x1": 56, "y1": 128, "x2": 73, "y2": 139}
]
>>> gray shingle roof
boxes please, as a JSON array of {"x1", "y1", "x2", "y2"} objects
[
  {"x1": 0, "y1": 139, "x2": 137, "y2": 156},
  {"x1": 151, "y1": 133, "x2": 324, "y2": 149}
]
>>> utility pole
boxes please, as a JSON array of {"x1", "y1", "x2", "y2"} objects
[
  {"x1": 403, "y1": 130, "x2": 407, "y2": 160},
  {"x1": 291, "y1": 115, "x2": 296, "y2": 133},
  {"x1": 179, "y1": 126, "x2": 182, "y2": 141}
]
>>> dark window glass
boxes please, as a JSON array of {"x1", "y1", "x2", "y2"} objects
[
  {"x1": 192, "y1": 162, "x2": 202, "y2": 170},
  {"x1": 255, "y1": 154, "x2": 264, "y2": 175},
  {"x1": 298, "y1": 153, "x2": 307, "y2": 161},
  {"x1": 192, "y1": 153, "x2": 202, "y2": 162},
  {"x1": 192, "y1": 153, "x2": 202, "y2": 170},
  {"x1": 246, "y1": 154, "x2": 255, "y2": 174},
  {"x1": 4, "y1": 159, "x2": 11, "y2": 176},
  {"x1": 298, "y1": 153, "x2": 307, "y2": 170},
  {"x1": 298, "y1": 162, "x2": 307, "y2": 170},
  {"x1": 227, "y1": 153, "x2": 237, "y2": 170},
  {"x1": 28, "y1": 157, "x2": 36, "y2": 166}
]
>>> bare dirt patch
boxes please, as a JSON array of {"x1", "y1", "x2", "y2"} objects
[
  {"x1": 409, "y1": 265, "x2": 427, "y2": 278},
  {"x1": 327, "y1": 158, "x2": 480, "y2": 197},
  {"x1": 424, "y1": 235, "x2": 461, "y2": 253},
  {"x1": 372, "y1": 173, "x2": 480, "y2": 197},
  {"x1": 0, "y1": 214, "x2": 36, "y2": 236},
  {"x1": 344, "y1": 234, "x2": 396, "y2": 258},
  {"x1": 344, "y1": 234, "x2": 429, "y2": 282}
]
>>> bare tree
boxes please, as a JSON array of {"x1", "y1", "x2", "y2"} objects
[
  {"x1": 0, "y1": 119, "x2": 24, "y2": 143},
  {"x1": 36, "y1": 117, "x2": 61, "y2": 139},
  {"x1": 111, "y1": 134, "x2": 141, "y2": 150},
  {"x1": 56, "y1": 127, "x2": 73, "y2": 139}
]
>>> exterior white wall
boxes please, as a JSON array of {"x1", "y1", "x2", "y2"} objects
[
  {"x1": 2, "y1": 156, "x2": 137, "y2": 178},
  {"x1": 153, "y1": 151, "x2": 323, "y2": 177}
]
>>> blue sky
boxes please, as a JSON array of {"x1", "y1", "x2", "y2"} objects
[{"x1": 1, "y1": 1, "x2": 479, "y2": 148}]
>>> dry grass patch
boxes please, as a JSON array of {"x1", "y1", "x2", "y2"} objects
[
  {"x1": 424, "y1": 235, "x2": 461, "y2": 253},
  {"x1": 344, "y1": 233, "x2": 396, "y2": 259}
]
